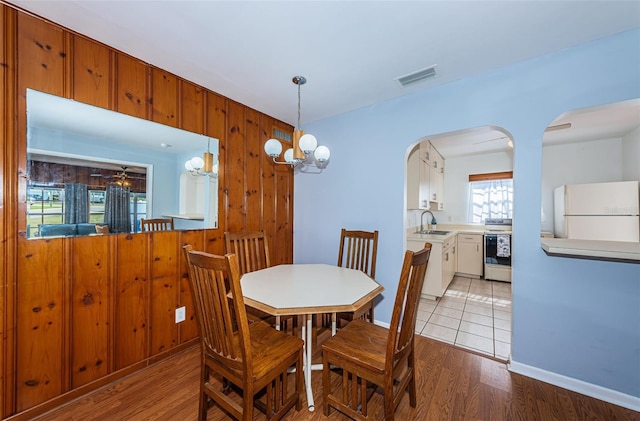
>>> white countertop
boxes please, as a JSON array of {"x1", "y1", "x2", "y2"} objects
[
  {"x1": 541, "y1": 238, "x2": 640, "y2": 263},
  {"x1": 406, "y1": 225, "x2": 489, "y2": 242},
  {"x1": 163, "y1": 213, "x2": 204, "y2": 220},
  {"x1": 407, "y1": 226, "x2": 640, "y2": 263}
]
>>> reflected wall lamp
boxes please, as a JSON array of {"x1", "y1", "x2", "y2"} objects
[
  {"x1": 185, "y1": 138, "x2": 218, "y2": 176},
  {"x1": 264, "y1": 76, "x2": 330, "y2": 169}
]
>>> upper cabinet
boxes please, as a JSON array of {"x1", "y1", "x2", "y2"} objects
[
  {"x1": 407, "y1": 141, "x2": 445, "y2": 210},
  {"x1": 429, "y1": 144, "x2": 445, "y2": 209},
  {"x1": 407, "y1": 144, "x2": 431, "y2": 209}
]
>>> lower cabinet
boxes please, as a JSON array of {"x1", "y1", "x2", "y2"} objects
[
  {"x1": 456, "y1": 233, "x2": 483, "y2": 277},
  {"x1": 408, "y1": 235, "x2": 456, "y2": 299}
]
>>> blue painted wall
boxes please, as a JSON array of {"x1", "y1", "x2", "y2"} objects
[{"x1": 294, "y1": 30, "x2": 640, "y2": 397}]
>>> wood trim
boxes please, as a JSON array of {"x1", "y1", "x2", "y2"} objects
[
  {"x1": 1, "y1": 5, "x2": 18, "y2": 418},
  {"x1": 468, "y1": 171, "x2": 513, "y2": 182}
]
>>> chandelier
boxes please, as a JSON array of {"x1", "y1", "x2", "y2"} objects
[
  {"x1": 264, "y1": 76, "x2": 330, "y2": 168},
  {"x1": 185, "y1": 138, "x2": 217, "y2": 176}
]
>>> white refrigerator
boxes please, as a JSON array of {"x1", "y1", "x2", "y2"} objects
[{"x1": 554, "y1": 181, "x2": 640, "y2": 242}]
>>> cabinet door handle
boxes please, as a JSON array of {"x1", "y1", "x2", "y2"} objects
[
  {"x1": 444, "y1": 252, "x2": 449, "y2": 261},
  {"x1": 476, "y1": 244, "x2": 479, "y2": 252}
]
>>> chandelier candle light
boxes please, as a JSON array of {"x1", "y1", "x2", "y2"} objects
[{"x1": 264, "y1": 76, "x2": 330, "y2": 168}]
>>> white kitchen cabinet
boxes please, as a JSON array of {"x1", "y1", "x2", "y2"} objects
[
  {"x1": 429, "y1": 165, "x2": 444, "y2": 210},
  {"x1": 408, "y1": 235, "x2": 456, "y2": 299},
  {"x1": 426, "y1": 143, "x2": 444, "y2": 210},
  {"x1": 432, "y1": 147, "x2": 444, "y2": 172},
  {"x1": 456, "y1": 233, "x2": 483, "y2": 277},
  {"x1": 422, "y1": 141, "x2": 432, "y2": 164},
  {"x1": 407, "y1": 144, "x2": 431, "y2": 209}
]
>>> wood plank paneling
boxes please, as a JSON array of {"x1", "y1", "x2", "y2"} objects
[
  {"x1": 274, "y1": 163, "x2": 293, "y2": 265},
  {"x1": 16, "y1": 12, "x2": 67, "y2": 232},
  {"x1": 260, "y1": 116, "x2": 278, "y2": 262},
  {"x1": 16, "y1": 12, "x2": 66, "y2": 98},
  {"x1": 70, "y1": 235, "x2": 110, "y2": 388},
  {"x1": 151, "y1": 68, "x2": 177, "y2": 128},
  {"x1": 225, "y1": 100, "x2": 246, "y2": 232},
  {"x1": 204, "y1": 92, "x2": 227, "y2": 252},
  {"x1": 177, "y1": 230, "x2": 205, "y2": 343},
  {"x1": 16, "y1": 238, "x2": 65, "y2": 412},
  {"x1": 245, "y1": 108, "x2": 262, "y2": 231},
  {"x1": 71, "y1": 35, "x2": 110, "y2": 109},
  {"x1": 179, "y1": 80, "x2": 204, "y2": 135},
  {"x1": 113, "y1": 234, "x2": 148, "y2": 370},
  {"x1": 148, "y1": 230, "x2": 179, "y2": 356},
  {"x1": 114, "y1": 53, "x2": 147, "y2": 119},
  {"x1": 2, "y1": 5, "x2": 294, "y2": 418}
]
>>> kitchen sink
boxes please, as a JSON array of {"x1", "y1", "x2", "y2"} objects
[{"x1": 415, "y1": 230, "x2": 451, "y2": 235}]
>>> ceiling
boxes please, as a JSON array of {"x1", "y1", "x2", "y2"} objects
[{"x1": 8, "y1": 0, "x2": 640, "y2": 158}]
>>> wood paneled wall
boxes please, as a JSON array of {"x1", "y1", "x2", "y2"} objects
[{"x1": 0, "y1": 4, "x2": 294, "y2": 419}]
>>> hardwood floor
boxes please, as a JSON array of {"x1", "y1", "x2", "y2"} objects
[{"x1": 31, "y1": 334, "x2": 638, "y2": 421}]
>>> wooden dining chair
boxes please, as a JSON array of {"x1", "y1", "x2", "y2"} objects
[
  {"x1": 322, "y1": 243, "x2": 432, "y2": 421},
  {"x1": 224, "y1": 230, "x2": 271, "y2": 275},
  {"x1": 334, "y1": 229, "x2": 379, "y2": 327},
  {"x1": 140, "y1": 217, "x2": 174, "y2": 232},
  {"x1": 183, "y1": 245, "x2": 304, "y2": 421},
  {"x1": 224, "y1": 230, "x2": 296, "y2": 331}
]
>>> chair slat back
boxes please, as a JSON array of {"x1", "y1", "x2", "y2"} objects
[
  {"x1": 141, "y1": 217, "x2": 174, "y2": 232},
  {"x1": 337, "y1": 229, "x2": 379, "y2": 278},
  {"x1": 225, "y1": 231, "x2": 271, "y2": 275},
  {"x1": 183, "y1": 245, "x2": 251, "y2": 375},
  {"x1": 386, "y1": 243, "x2": 432, "y2": 367}
]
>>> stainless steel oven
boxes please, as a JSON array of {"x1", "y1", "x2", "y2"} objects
[{"x1": 484, "y1": 218, "x2": 512, "y2": 282}]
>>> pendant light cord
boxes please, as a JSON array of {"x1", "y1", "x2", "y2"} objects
[{"x1": 297, "y1": 82, "x2": 301, "y2": 130}]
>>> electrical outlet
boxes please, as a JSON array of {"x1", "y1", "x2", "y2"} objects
[{"x1": 175, "y1": 306, "x2": 186, "y2": 323}]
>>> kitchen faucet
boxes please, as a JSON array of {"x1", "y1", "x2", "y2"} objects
[{"x1": 420, "y1": 210, "x2": 437, "y2": 232}]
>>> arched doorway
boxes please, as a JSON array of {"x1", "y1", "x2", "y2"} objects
[{"x1": 405, "y1": 125, "x2": 514, "y2": 361}]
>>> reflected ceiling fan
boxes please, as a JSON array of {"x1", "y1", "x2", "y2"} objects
[{"x1": 91, "y1": 166, "x2": 145, "y2": 187}]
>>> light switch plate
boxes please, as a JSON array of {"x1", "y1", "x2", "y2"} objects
[{"x1": 175, "y1": 306, "x2": 186, "y2": 323}]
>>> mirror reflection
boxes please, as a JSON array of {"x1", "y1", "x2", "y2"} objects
[{"x1": 26, "y1": 89, "x2": 219, "y2": 238}]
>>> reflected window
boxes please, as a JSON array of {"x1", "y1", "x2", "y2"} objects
[
  {"x1": 27, "y1": 186, "x2": 64, "y2": 237},
  {"x1": 89, "y1": 190, "x2": 106, "y2": 224},
  {"x1": 130, "y1": 193, "x2": 146, "y2": 233},
  {"x1": 468, "y1": 172, "x2": 513, "y2": 223}
]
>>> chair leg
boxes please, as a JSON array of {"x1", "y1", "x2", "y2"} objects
[
  {"x1": 198, "y1": 387, "x2": 208, "y2": 421},
  {"x1": 384, "y1": 383, "x2": 395, "y2": 421},
  {"x1": 242, "y1": 385, "x2": 254, "y2": 421},
  {"x1": 322, "y1": 350, "x2": 331, "y2": 416},
  {"x1": 408, "y1": 349, "x2": 417, "y2": 407},
  {"x1": 296, "y1": 348, "x2": 304, "y2": 411}
]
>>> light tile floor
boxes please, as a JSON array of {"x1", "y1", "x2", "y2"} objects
[{"x1": 416, "y1": 276, "x2": 512, "y2": 361}]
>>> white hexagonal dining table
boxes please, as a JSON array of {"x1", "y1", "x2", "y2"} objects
[{"x1": 240, "y1": 263, "x2": 384, "y2": 412}]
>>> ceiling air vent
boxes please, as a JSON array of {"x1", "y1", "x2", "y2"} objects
[{"x1": 395, "y1": 65, "x2": 438, "y2": 87}]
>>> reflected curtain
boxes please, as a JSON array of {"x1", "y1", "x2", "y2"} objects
[
  {"x1": 104, "y1": 185, "x2": 130, "y2": 233},
  {"x1": 64, "y1": 183, "x2": 88, "y2": 224}
]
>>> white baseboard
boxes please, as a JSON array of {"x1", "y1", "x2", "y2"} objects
[
  {"x1": 374, "y1": 320, "x2": 389, "y2": 329},
  {"x1": 509, "y1": 359, "x2": 640, "y2": 412}
]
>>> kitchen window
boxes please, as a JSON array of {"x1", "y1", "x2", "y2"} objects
[{"x1": 468, "y1": 171, "x2": 513, "y2": 223}]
